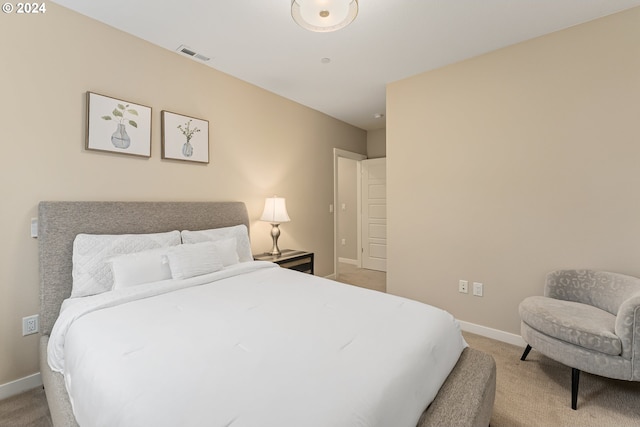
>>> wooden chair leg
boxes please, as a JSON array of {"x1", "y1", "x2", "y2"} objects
[
  {"x1": 571, "y1": 368, "x2": 580, "y2": 410},
  {"x1": 520, "y1": 344, "x2": 532, "y2": 361}
]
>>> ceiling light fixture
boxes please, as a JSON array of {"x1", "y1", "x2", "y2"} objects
[{"x1": 291, "y1": 0, "x2": 358, "y2": 33}]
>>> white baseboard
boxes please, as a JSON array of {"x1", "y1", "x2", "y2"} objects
[
  {"x1": 0, "y1": 372, "x2": 42, "y2": 401},
  {"x1": 338, "y1": 257, "x2": 358, "y2": 266},
  {"x1": 459, "y1": 320, "x2": 527, "y2": 348}
]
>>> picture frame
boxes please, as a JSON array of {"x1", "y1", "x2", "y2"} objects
[
  {"x1": 161, "y1": 111, "x2": 209, "y2": 164},
  {"x1": 86, "y1": 92, "x2": 152, "y2": 157}
]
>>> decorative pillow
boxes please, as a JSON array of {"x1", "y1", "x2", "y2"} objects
[
  {"x1": 71, "y1": 230, "x2": 181, "y2": 298},
  {"x1": 109, "y1": 248, "x2": 173, "y2": 290},
  {"x1": 210, "y1": 238, "x2": 240, "y2": 267},
  {"x1": 165, "y1": 241, "x2": 224, "y2": 280},
  {"x1": 181, "y1": 225, "x2": 252, "y2": 262}
]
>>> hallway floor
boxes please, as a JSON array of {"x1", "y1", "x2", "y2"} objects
[{"x1": 335, "y1": 262, "x2": 386, "y2": 293}]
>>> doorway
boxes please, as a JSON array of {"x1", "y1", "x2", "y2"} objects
[
  {"x1": 333, "y1": 149, "x2": 366, "y2": 280},
  {"x1": 333, "y1": 149, "x2": 387, "y2": 287}
]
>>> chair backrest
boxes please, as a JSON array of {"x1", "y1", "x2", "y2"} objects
[{"x1": 545, "y1": 269, "x2": 640, "y2": 315}]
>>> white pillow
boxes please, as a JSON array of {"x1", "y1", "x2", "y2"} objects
[
  {"x1": 181, "y1": 225, "x2": 252, "y2": 262},
  {"x1": 165, "y1": 241, "x2": 224, "y2": 280},
  {"x1": 210, "y1": 238, "x2": 240, "y2": 267},
  {"x1": 71, "y1": 230, "x2": 181, "y2": 298},
  {"x1": 109, "y1": 248, "x2": 172, "y2": 290}
]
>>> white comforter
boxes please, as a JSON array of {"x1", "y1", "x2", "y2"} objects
[{"x1": 49, "y1": 261, "x2": 466, "y2": 427}]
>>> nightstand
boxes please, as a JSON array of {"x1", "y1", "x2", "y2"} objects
[{"x1": 253, "y1": 249, "x2": 314, "y2": 275}]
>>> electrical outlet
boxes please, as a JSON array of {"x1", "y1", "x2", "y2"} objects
[
  {"x1": 458, "y1": 280, "x2": 468, "y2": 293},
  {"x1": 473, "y1": 282, "x2": 484, "y2": 297},
  {"x1": 341, "y1": 238, "x2": 346, "y2": 245},
  {"x1": 22, "y1": 315, "x2": 39, "y2": 336}
]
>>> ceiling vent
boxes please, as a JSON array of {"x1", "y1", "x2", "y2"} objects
[{"x1": 176, "y1": 45, "x2": 210, "y2": 62}]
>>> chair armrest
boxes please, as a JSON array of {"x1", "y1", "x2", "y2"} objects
[
  {"x1": 545, "y1": 270, "x2": 640, "y2": 315},
  {"x1": 615, "y1": 292, "x2": 640, "y2": 366}
]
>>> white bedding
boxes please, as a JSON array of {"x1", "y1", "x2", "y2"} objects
[{"x1": 49, "y1": 262, "x2": 466, "y2": 427}]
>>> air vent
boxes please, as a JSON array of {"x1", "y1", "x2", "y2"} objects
[{"x1": 176, "y1": 45, "x2": 210, "y2": 62}]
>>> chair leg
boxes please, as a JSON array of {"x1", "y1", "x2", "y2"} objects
[
  {"x1": 571, "y1": 368, "x2": 580, "y2": 410},
  {"x1": 520, "y1": 344, "x2": 532, "y2": 361}
]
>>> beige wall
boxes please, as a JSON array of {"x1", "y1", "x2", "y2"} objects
[
  {"x1": 0, "y1": 4, "x2": 365, "y2": 386},
  {"x1": 387, "y1": 8, "x2": 640, "y2": 335},
  {"x1": 367, "y1": 128, "x2": 387, "y2": 159}
]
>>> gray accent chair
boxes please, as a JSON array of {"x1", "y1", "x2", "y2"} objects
[{"x1": 519, "y1": 270, "x2": 640, "y2": 409}]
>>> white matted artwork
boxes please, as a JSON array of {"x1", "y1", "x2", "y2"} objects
[
  {"x1": 86, "y1": 92, "x2": 152, "y2": 157},
  {"x1": 161, "y1": 111, "x2": 209, "y2": 164}
]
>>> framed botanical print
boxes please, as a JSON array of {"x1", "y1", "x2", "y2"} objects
[
  {"x1": 86, "y1": 92, "x2": 152, "y2": 157},
  {"x1": 161, "y1": 111, "x2": 209, "y2": 164}
]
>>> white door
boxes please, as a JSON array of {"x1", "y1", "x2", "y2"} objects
[{"x1": 361, "y1": 158, "x2": 386, "y2": 272}]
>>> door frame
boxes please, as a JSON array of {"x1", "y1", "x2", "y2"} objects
[{"x1": 333, "y1": 148, "x2": 367, "y2": 279}]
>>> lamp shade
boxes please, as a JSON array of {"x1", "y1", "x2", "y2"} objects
[
  {"x1": 291, "y1": 0, "x2": 358, "y2": 33},
  {"x1": 260, "y1": 197, "x2": 291, "y2": 223}
]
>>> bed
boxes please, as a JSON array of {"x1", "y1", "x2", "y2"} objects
[{"x1": 38, "y1": 201, "x2": 496, "y2": 427}]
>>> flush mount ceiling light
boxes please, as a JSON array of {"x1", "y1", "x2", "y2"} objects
[{"x1": 291, "y1": 0, "x2": 358, "y2": 33}]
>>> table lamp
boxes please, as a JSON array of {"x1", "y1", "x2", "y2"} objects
[{"x1": 260, "y1": 196, "x2": 290, "y2": 256}]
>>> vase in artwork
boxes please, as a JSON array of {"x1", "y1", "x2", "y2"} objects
[
  {"x1": 111, "y1": 123, "x2": 131, "y2": 149},
  {"x1": 182, "y1": 141, "x2": 194, "y2": 157}
]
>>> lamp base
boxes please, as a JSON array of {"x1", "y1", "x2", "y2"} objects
[{"x1": 268, "y1": 223, "x2": 282, "y2": 256}]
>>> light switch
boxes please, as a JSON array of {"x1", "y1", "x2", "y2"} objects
[
  {"x1": 473, "y1": 282, "x2": 483, "y2": 297},
  {"x1": 30, "y1": 218, "x2": 38, "y2": 238}
]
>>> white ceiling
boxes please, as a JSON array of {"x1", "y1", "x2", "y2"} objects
[{"x1": 52, "y1": 0, "x2": 640, "y2": 131}]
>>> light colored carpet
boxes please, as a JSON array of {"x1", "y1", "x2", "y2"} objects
[
  {"x1": 464, "y1": 332, "x2": 640, "y2": 427},
  {"x1": 335, "y1": 262, "x2": 386, "y2": 293},
  {"x1": 0, "y1": 386, "x2": 52, "y2": 427}
]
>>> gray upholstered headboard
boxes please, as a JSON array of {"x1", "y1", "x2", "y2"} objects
[{"x1": 38, "y1": 201, "x2": 250, "y2": 335}]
